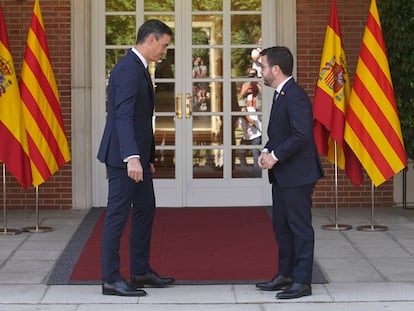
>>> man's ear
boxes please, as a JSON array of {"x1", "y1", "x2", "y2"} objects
[
  {"x1": 147, "y1": 33, "x2": 155, "y2": 44},
  {"x1": 272, "y1": 64, "x2": 279, "y2": 75}
]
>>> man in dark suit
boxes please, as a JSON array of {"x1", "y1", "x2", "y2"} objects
[
  {"x1": 97, "y1": 19, "x2": 175, "y2": 297},
  {"x1": 255, "y1": 46, "x2": 324, "y2": 299}
]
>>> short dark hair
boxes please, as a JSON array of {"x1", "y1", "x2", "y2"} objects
[
  {"x1": 136, "y1": 19, "x2": 173, "y2": 44},
  {"x1": 260, "y1": 46, "x2": 293, "y2": 76}
]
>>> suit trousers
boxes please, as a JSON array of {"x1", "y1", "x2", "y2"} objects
[
  {"x1": 101, "y1": 165, "x2": 156, "y2": 283},
  {"x1": 271, "y1": 182, "x2": 315, "y2": 284}
]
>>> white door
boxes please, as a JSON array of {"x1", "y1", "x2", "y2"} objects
[{"x1": 92, "y1": 0, "x2": 274, "y2": 207}]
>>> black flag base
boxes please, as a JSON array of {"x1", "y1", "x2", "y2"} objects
[
  {"x1": 357, "y1": 224, "x2": 388, "y2": 232},
  {"x1": 321, "y1": 223, "x2": 352, "y2": 231},
  {"x1": 0, "y1": 228, "x2": 22, "y2": 235}
]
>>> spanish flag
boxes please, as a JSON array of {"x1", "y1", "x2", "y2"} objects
[
  {"x1": 0, "y1": 4, "x2": 32, "y2": 188},
  {"x1": 19, "y1": 0, "x2": 71, "y2": 187},
  {"x1": 313, "y1": 0, "x2": 363, "y2": 187},
  {"x1": 344, "y1": 0, "x2": 407, "y2": 186}
]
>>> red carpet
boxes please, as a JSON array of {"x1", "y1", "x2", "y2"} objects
[{"x1": 70, "y1": 207, "x2": 278, "y2": 283}]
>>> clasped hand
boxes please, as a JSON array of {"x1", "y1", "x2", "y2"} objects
[{"x1": 258, "y1": 152, "x2": 277, "y2": 170}]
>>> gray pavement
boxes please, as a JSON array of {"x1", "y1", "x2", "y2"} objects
[{"x1": 1, "y1": 207, "x2": 414, "y2": 310}]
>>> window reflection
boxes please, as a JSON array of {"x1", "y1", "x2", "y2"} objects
[
  {"x1": 192, "y1": 49, "x2": 222, "y2": 79},
  {"x1": 193, "y1": 148, "x2": 223, "y2": 178},
  {"x1": 144, "y1": 0, "x2": 175, "y2": 11},
  {"x1": 192, "y1": 15, "x2": 223, "y2": 45},
  {"x1": 106, "y1": 49, "x2": 128, "y2": 80},
  {"x1": 230, "y1": 15, "x2": 261, "y2": 45},
  {"x1": 106, "y1": 0, "x2": 135, "y2": 11},
  {"x1": 106, "y1": 16, "x2": 136, "y2": 45},
  {"x1": 192, "y1": 0, "x2": 222, "y2": 11},
  {"x1": 232, "y1": 67, "x2": 263, "y2": 178},
  {"x1": 155, "y1": 49, "x2": 175, "y2": 112},
  {"x1": 231, "y1": 0, "x2": 261, "y2": 11},
  {"x1": 154, "y1": 117, "x2": 176, "y2": 179},
  {"x1": 231, "y1": 0, "x2": 262, "y2": 11}
]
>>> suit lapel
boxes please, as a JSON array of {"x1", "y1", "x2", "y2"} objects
[
  {"x1": 131, "y1": 49, "x2": 155, "y2": 98},
  {"x1": 268, "y1": 79, "x2": 295, "y2": 126}
]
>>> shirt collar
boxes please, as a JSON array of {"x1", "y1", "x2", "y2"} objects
[
  {"x1": 131, "y1": 47, "x2": 148, "y2": 69},
  {"x1": 276, "y1": 76, "x2": 293, "y2": 94}
]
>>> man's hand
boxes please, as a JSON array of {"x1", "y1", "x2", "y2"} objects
[
  {"x1": 258, "y1": 152, "x2": 277, "y2": 169},
  {"x1": 127, "y1": 157, "x2": 143, "y2": 182}
]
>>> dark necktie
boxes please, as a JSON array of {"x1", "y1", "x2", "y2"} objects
[
  {"x1": 273, "y1": 90, "x2": 279, "y2": 103},
  {"x1": 268, "y1": 90, "x2": 279, "y2": 126}
]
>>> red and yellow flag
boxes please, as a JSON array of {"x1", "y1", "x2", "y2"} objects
[
  {"x1": 0, "y1": 4, "x2": 32, "y2": 188},
  {"x1": 313, "y1": 0, "x2": 363, "y2": 187},
  {"x1": 344, "y1": 0, "x2": 407, "y2": 187},
  {"x1": 19, "y1": 0, "x2": 71, "y2": 187}
]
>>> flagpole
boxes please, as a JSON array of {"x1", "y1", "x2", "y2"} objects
[
  {"x1": 322, "y1": 142, "x2": 352, "y2": 231},
  {"x1": 22, "y1": 186, "x2": 53, "y2": 233},
  {"x1": 357, "y1": 182, "x2": 388, "y2": 232},
  {"x1": 1, "y1": 163, "x2": 22, "y2": 235}
]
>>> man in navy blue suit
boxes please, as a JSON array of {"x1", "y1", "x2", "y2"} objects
[
  {"x1": 255, "y1": 46, "x2": 324, "y2": 299},
  {"x1": 97, "y1": 19, "x2": 174, "y2": 297}
]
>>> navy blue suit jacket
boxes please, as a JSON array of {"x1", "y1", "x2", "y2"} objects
[
  {"x1": 265, "y1": 78, "x2": 324, "y2": 187},
  {"x1": 97, "y1": 49, "x2": 155, "y2": 168}
]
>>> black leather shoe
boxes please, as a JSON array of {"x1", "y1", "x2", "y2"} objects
[
  {"x1": 102, "y1": 279, "x2": 147, "y2": 296},
  {"x1": 276, "y1": 283, "x2": 312, "y2": 299},
  {"x1": 255, "y1": 275, "x2": 292, "y2": 291},
  {"x1": 131, "y1": 270, "x2": 175, "y2": 288}
]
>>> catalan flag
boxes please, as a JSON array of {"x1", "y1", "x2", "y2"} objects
[
  {"x1": 19, "y1": 0, "x2": 71, "y2": 187},
  {"x1": 344, "y1": 0, "x2": 407, "y2": 187},
  {"x1": 313, "y1": 0, "x2": 363, "y2": 187},
  {"x1": 0, "y1": 5, "x2": 32, "y2": 188}
]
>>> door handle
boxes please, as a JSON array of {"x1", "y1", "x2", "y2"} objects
[
  {"x1": 185, "y1": 93, "x2": 192, "y2": 119},
  {"x1": 176, "y1": 93, "x2": 182, "y2": 119}
]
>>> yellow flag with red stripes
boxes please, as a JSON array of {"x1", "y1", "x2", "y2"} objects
[
  {"x1": 344, "y1": 0, "x2": 407, "y2": 186},
  {"x1": 19, "y1": 0, "x2": 71, "y2": 187},
  {"x1": 0, "y1": 4, "x2": 32, "y2": 188}
]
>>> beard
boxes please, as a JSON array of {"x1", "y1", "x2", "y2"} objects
[{"x1": 262, "y1": 75, "x2": 272, "y2": 87}]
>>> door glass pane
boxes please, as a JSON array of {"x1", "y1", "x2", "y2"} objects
[
  {"x1": 155, "y1": 49, "x2": 175, "y2": 112},
  {"x1": 106, "y1": 0, "x2": 135, "y2": 11},
  {"x1": 192, "y1": 81, "x2": 223, "y2": 112},
  {"x1": 192, "y1": 0, "x2": 222, "y2": 11},
  {"x1": 154, "y1": 116, "x2": 176, "y2": 146},
  {"x1": 231, "y1": 66, "x2": 263, "y2": 178},
  {"x1": 231, "y1": 48, "x2": 252, "y2": 78},
  {"x1": 231, "y1": 0, "x2": 261, "y2": 11},
  {"x1": 154, "y1": 150, "x2": 175, "y2": 178},
  {"x1": 193, "y1": 113, "x2": 223, "y2": 178},
  {"x1": 154, "y1": 116, "x2": 176, "y2": 179},
  {"x1": 192, "y1": 15, "x2": 223, "y2": 45},
  {"x1": 231, "y1": 14, "x2": 261, "y2": 45},
  {"x1": 193, "y1": 148, "x2": 223, "y2": 178},
  {"x1": 144, "y1": 0, "x2": 175, "y2": 11},
  {"x1": 105, "y1": 49, "x2": 129, "y2": 77},
  {"x1": 192, "y1": 48, "x2": 223, "y2": 79},
  {"x1": 232, "y1": 107, "x2": 263, "y2": 179},
  {"x1": 106, "y1": 16, "x2": 136, "y2": 45},
  {"x1": 232, "y1": 148, "x2": 262, "y2": 178},
  {"x1": 192, "y1": 116, "x2": 223, "y2": 147}
]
